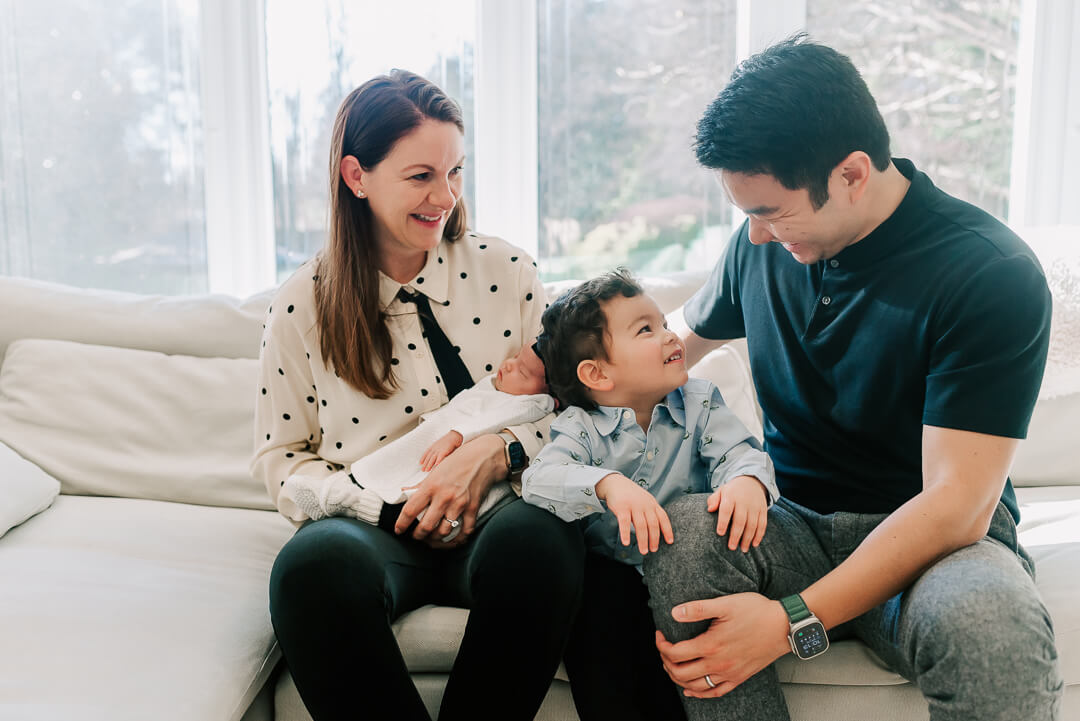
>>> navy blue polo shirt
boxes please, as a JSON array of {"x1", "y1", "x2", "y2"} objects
[{"x1": 684, "y1": 159, "x2": 1052, "y2": 522}]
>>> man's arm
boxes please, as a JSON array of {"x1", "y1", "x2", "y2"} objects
[
  {"x1": 657, "y1": 425, "x2": 1019, "y2": 698},
  {"x1": 801, "y1": 425, "x2": 1017, "y2": 628},
  {"x1": 670, "y1": 304, "x2": 731, "y2": 367}
]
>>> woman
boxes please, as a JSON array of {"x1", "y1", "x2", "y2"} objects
[{"x1": 252, "y1": 70, "x2": 583, "y2": 721}]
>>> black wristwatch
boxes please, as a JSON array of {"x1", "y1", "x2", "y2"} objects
[
  {"x1": 780, "y1": 593, "x2": 829, "y2": 660},
  {"x1": 497, "y1": 430, "x2": 528, "y2": 480}
]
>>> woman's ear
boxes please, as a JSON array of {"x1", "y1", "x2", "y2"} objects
[
  {"x1": 577, "y1": 359, "x2": 614, "y2": 393},
  {"x1": 340, "y1": 155, "x2": 366, "y2": 198}
]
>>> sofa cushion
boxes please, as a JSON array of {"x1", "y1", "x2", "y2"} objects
[
  {"x1": 0, "y1": 339, "x2": 272, "y2": 510},
  {"x1": 0, "y1": 441, "x2": 60, "y2": 538},
  {"x1": 0, "y1": 276, "x2": 273, "y2": 361},
  {"x1": 0, "y1": 495, "x2": 294, "y2": 721}
]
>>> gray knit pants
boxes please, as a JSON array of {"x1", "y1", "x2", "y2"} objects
[{"x1": 642, "y1": 495, "x2": 1063, "y2": 721}]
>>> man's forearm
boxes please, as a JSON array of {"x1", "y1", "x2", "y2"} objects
[{"x1": 800, "y1": 483, "x2": 996, "y2": 630}]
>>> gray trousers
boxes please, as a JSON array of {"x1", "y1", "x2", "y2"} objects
[{"x1": 642, "y1": 495, "x2": 1063, "y2": 721}]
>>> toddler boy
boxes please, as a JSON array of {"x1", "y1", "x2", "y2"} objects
[{"x1": 522, "y1": 269, "x2": 777, "y2": 721}]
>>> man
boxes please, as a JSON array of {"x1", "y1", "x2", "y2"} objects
[{"x1": 643, "y1": 35, "x2": 1062, "y2": 721}]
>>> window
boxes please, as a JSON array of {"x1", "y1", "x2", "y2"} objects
[
  {"x1": 536, "y1": 0, "x2": 737, "y2": 280},
  {"x1": 0, "y1": 0, "x2": 206, "y2": 294},
  {"x1": 806, "y1": 0, "x2": 1022, "y2": 221},
  {"x1": 1, "y1": 0, "x2": 1072, "y2": 297},
  {"x1": 264, "y1": 0, "x2": 477, "y2": 283}
]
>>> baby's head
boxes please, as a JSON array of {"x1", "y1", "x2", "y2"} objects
[
  {"x1": 538, "y1": 268, "x2": 687, "y2": 411},
  {"x1": 492, "y1": 342, "x2": 549, "y2": 396}
]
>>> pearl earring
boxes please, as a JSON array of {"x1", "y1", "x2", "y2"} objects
[{"x1": 355, "y1": 189, "x2": 366, "y2": 198}]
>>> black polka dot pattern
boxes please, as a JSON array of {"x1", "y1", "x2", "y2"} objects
[{"x1": 258, "y1": 247, "x2": 547, "y2": 499}]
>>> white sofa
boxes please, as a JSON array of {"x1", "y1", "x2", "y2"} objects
[{"x1": 0, "y1": 228, "x2": 1077, "y2": 721}]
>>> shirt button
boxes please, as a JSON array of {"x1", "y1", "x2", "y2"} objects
[
  {"x1": 821, "y1": 296, "x2": 832, "y2": 305},
  {"x1": 646, "y1": 451, "x2": 654, "y2": 461},
  {"x1": 830, "y1": 259, "x2": 839, "y2": 268},
  {"x1": 622, "y1": 410, "x2": 633, "y2": 420}
]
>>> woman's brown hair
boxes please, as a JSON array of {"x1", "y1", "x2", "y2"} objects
[{"x1": 314, "y1": 70, "x2": 468, "y2": 398}]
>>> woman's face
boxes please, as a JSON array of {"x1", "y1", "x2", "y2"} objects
[{"x1": 349, "y1": 119, "x2": 465, "y2": 265}]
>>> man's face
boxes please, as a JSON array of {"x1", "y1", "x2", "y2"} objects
[{"x1": 719, "y1": 170, "x2": 854, "y2": 264}]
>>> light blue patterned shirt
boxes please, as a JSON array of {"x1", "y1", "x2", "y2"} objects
[{"x1": 522, "y1": 378, "x2": 777, "y2": 568}]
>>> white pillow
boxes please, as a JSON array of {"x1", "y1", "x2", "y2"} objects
[
  {"x1": 0, "y1": 441, "x2": 60, "y2": 538},
  {"x1": 0, "y1": 275, "x2": 273, "y2": 361},
  {"x1": 0, "y1": 339, "x2": 273, "y2": 510}
]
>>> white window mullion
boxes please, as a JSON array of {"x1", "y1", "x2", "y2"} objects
[
  {"x1": 737, "y1": 0, "x2": 806, "y2": 61},
  {"x1": 200, "y1": 0, "x2": 276, "y2": 296},
  {"x1": 1009, "y1": 0, "x2": 1080, "y2": 228},
  {"x1": 474, "y1": 0, "x2": 538, "y2": 258},
  {"x1": 730, "y1": 0, "x2": 806, "y2": 229}
]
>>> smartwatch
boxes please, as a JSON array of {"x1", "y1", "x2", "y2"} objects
[
  {"x1": 497, "y1": 430, "x2": 528, "y2": 480},
  {"x1": 780, "y1": 593, "x2": 829, "y2": 660}
]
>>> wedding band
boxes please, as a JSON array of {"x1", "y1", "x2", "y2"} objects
[
  {"x1": 704, "y1": 674, "x2": 716, "y2": 689},
  {"x1": 444, "y1": 517, "x2": 460, "y2": 529}
]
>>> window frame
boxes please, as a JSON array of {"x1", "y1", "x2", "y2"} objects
[{"x1": 199, "y1": 0, "x2": 1078, "y2": 296}]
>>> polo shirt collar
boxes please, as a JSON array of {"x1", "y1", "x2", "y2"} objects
[
  {"x1": 831, "y1": 157, "x2": 927, "y2": 270},
  {"x1": 378, "y1": 246, "x2": 450, "y2": 310}
]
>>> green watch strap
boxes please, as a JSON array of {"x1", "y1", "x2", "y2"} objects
[{"x1": 780, "y1": 594, "x2": 812, "y2": 623}]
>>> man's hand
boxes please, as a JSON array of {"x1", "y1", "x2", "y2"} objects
[
  {"x1": 596, "y1": 473, "x2": 675, "y2": 554},
  {"x1": 420, "y1": 430, "x2": 464, "y2": 471},
  {"x1": 656, "y1": 592, "x2": 790, "y2": 698},
  {"x1": 707, "y1": 475, "x2": 768, "y2": 552}
]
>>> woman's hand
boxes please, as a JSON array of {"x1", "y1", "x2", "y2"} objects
[{"x1": 394, "y1": 433, "x2": 506, "y2": 545}]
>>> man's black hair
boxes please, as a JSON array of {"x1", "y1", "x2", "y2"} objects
[
  {"x1": 537, "y1": 268, "x2": 643, "y2": 412},
  {"x1": 694, "y1": 33, "x2": 891, "y2": 209}
]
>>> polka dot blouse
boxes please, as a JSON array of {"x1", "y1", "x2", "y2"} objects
[{"x1": 250, "y1": 233, "x2": 552, "y2": 520}]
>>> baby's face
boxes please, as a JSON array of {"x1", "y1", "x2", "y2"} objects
[{"x1": 493, "y1": 344, "x2": 548, "y2": 395}]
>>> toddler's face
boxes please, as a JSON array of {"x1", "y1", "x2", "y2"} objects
[
  {"x1": 494, "y1": 343, "x2": 548, "y2": 395},
  {"x1": 597, "y1": 293, "x2": 687, "y2": 403}
]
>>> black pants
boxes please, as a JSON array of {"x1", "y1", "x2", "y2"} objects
[
  {"x1": 563, "y1": 552, "x2": 687, "y2": 721},
  {"x1": 269, "y1": 498, "x2": 584, "y2": 721}
]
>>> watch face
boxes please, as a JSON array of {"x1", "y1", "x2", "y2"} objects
[
  {"x1": 507, "y1": 441, "x2": 527, "y2": 471},
  {"x1": 791, "y1": 621, "x2": 829, "y2": 660}
]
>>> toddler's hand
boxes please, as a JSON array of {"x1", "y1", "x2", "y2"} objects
[
  {"x1": 707, "y1": 474, "x2": 768, "y2": 552},
  {"x1": 596, "y1": 473, "x2": 675, "y2": 555},
  {"x1": 420, "y1": 431, "x2": 464, "y2": 471}
]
